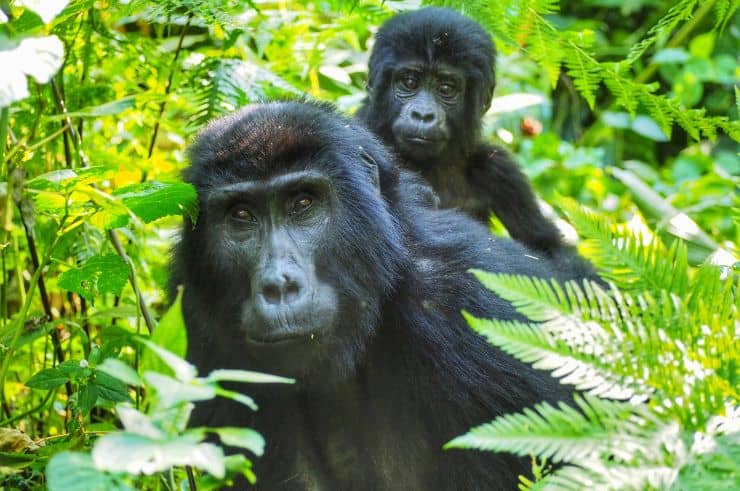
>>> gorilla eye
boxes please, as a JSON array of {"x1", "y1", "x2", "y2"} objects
[
  {"x1": 291, "y1": 195, "x2": 314, "y2": 215},
  {"x1": 230, "y1": 205, "x2": 256, "y2": 223},
  {"x1": 438, "y1": 82, "x2": 457, "y2": 97},
  {"x1": 400, "y1": 75, "x2": 419, "y2": 91}
]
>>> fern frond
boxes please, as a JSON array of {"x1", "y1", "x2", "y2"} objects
[
  {"x1": 446, "y1": 395, "x2": 654, "y2": 463},
  {"x1": 627, "y1": 0, "x2": 699, "y2": 64},
  {"x1": 187, "y1": 58, "x2": 300, "y2": 131},
  {"x1": 560, "y1": 199, "x2": 690, "y2": 295},
  {"x1": 562, "y1": 41, "x2": 601, "y2": 109},
  {"x1": 464, "y1": 313, "x2": 640, "y2": 399},
  {"x1": 539, "y1": 462, "x2": 678, "y2": 491},
  {"x1": 713, "y1": 0, "x2": 739, "y2": 31}
]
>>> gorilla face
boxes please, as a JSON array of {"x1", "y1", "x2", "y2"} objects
[
  {"x1": 389, "y1": 63, "x2": 466, "y2": 159},
  {"x1": 177, "y1": 102, "x2": 406, "y2": 380}
]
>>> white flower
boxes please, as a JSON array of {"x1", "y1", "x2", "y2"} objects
[
  {"x1": 17, "y1": 0, "x2": 69, "y2": 24},
  {"x1": 0, "y1": 36, "x2": 64, "y2": 107}
]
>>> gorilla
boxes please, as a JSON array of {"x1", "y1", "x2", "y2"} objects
[
  {"x1": 357, "y1": 7, "x2": 564, "y2": 254},
  {"x1": 171, "y1": 101, "x2": 597, "y2": 490}
]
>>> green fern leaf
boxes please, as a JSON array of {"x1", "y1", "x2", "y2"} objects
[
  {"x1": 559, "y1": 199, "x2": 690, "y2": 295},
  {"x1": 627, "y1": 0, "x2": 699, "y2": 63},
  {"x1": 446, "y1": 395, "x2": 653, "y2": 462},
  {"x1": 464, "y1": 313, "x2": 640, "y2": 399}
]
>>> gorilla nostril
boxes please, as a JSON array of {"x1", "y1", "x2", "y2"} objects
[
  {"x1": 262, "y1": 284, "x2": 281, "y2": 304},
  {"x1": 284, "y1": 282, "x2": 301, "y2": 303}
]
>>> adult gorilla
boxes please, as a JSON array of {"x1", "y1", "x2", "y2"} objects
[
  {"x1": 171, "y1": 102, "x2": 595, "y2": 490},
  {"x1": 357, "y1": 7, "x2": 563, "y2": 254}
]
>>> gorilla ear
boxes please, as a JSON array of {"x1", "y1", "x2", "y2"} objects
[
  {"x1": 480, "y1": 89, "x2": 493, "y2": 116},
  {"x1": 359, "y1": 147, "x2": 381, "y2": 190}
]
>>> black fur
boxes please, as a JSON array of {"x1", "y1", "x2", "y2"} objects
[
  {"x1": 357, "y1": 7, "x2": 564, "y2": 254},
  {"x1": 171, "y1": 101, "x2": 595, "y2": 490}
]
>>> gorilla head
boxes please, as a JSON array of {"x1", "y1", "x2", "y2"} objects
[
  {"x1": 363, "y1": 7, "x2": 495, "y2": 160},
  {"x1": 175, "y1": 102, "x2": 406, "y2": 381}
]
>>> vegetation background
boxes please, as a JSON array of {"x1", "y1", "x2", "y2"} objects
[{"x1": 0, "y1": 0, "x2": 737, "y2": 489}]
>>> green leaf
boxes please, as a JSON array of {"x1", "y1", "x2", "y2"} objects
[
  {"x1": 214, "y1": 427, "x2": 265, "y2": 456},
  {"x1": 26, "y1": 367, "x2": 71, "y2": 390},
  {"x1": 144, "y1": 372, "x2": 216, "y2": 408},
  {"x1": 47, "y1": 451, "x2": 133, "y2": 491},
  {"x1": 114, "y1": 181, "x2": 198, "y2": 224},
  {"x1": 44, "y1": 96, "x2": 135, "y2": 120},
  {"x1": 141, "y1": 288, "x2": 187, "y2": 377},
  {"x1": 77, "y1": 383, "x2": 99, "y2": 414},
  {"x1": 92, "y1": 371, "x2": 132, "y2": 403},
  {"x1": 204, "y1": 368, "x2": 294, "y2": 385},
  {"x1": 26, "y1": 360, "x2": 88, "y2": 390},
  {"x1": 139, "y1": 339, "x2": 198, "y2": 382},
  {"x1": 96, "y1": 358, "x2": 142, "y2": 387},
  {"x1": 58, "y1": 254, "x2": 129, "y2": 301},
  {"x1": 92, "y1": 432, "x2": 226, "y2": 478}
]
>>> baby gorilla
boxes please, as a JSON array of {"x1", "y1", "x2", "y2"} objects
[
  {"x1": 358, "y1": 7, "x2": 564, "y2": 254},
  {"x1": 171, "y1": 102, "x2": 596, "y2": 490}
]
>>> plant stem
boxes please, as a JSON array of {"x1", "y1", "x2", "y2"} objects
[
  {"x1": 147, "y1": 14, "x2": 192, "y2": 160},
  {"x1": 108, "y1": 230, "x2": 155, "y2": 335},
  {"x1": 0, "y1": 219, "x2": 65, "y2": 401}
]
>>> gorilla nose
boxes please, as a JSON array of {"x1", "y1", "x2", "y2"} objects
[
  {"x1": 259, "y1": 273, "x2": 304, "y2": 305},
  {"x1": 411, "y1": 109, "x2": 436, "y2": 123}
]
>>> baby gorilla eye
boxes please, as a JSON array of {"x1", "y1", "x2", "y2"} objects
[
  {"x1": 291, "y1": 195, "x2": 314, "y2": 215},
  {"x1": 230, "y1": 204, "x2": 256, "y2": 223}
]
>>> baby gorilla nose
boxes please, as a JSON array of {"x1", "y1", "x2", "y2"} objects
[{"x1": 259, "y1": 272, "x2": 305, "y2": 305}]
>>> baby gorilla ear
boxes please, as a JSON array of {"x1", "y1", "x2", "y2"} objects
[{"x1": 359, "y1": 146, "x2": 381, "y2": 190}]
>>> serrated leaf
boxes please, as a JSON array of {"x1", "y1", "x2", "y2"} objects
[
  {"x1": 58, "y1": 254, "x2": 129, "y2": 301},
  {"x1": 26, "y1": 360, "x2": 87, "y2": 389},
  {"x1": 47, "y1": 451, "x2": 132, "y2": 491},
  {"x1": 114, "y1": 181, "x2": 198, "y2": 224},
  {"x1": 93, "y1": 371, "x2": 131, "y2": 403},
  {"x1": 214, "y1": 427, "x2": 265, "y2": 456}
]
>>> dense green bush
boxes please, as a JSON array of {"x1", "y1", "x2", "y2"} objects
[{"x1": 0, "y1": 0, "x2": 736, "y2": 489}]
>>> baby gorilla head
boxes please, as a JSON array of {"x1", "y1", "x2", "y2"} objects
[{"x1": 173, "y1": 102, "x2": 406, "y2": 381}]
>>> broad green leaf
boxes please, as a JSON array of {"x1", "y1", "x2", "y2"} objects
[
  {"x1": 93, "y1": 371, "x2": 132, "y2": 403},
  {"x1": 58, "y1": 254, "x2": 129, "y2": 301},
  {"x1": 139, "y1": 339, "x2": 197, "y2": 382},
  {"x1": 214, "y1": 427, "x2": 265, "y2": 456},
  {"x1": 26, "y1": 360, "x2": 89, "y2": 389},
  {"x1": 144, "y1": 372, "x2": 216, "y2": 408},
  {"x1": 47, "y1": 451, "x2": 132, "y2": 491},
  {"x1": 114, "y1": 181, "x2": 198, "y2": 224},
  {"x1": 116, "y1": 405, "x2": 165, "y2": 439},
  {"x1": 92, "y1": 432, "x2": 225, "y2": 478},
  {"x1": 96, "y1": 358, "x2": 142, "y2": 387},
  {"x1": 141, "y1": 288, "x2": 187, "y2": 377}
]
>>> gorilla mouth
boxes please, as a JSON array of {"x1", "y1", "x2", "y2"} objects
[
  {"x1": 404, "y1": 135, "x2": 442, "y2": 145},
  {"x1": 245, "y1": 330, "x2": 321, "y2": 345}
]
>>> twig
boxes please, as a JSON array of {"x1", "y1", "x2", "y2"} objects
[
  {"x1": 147, "y1": 14, "x2": 193, "y2": 160},
  {"x1": 107, "y1": 229, "x2": 155, "y2": 335}
]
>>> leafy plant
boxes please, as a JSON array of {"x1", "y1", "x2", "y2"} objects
[{"x1": 449, "y1": 204, "x2": 738, "y2": 490}]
